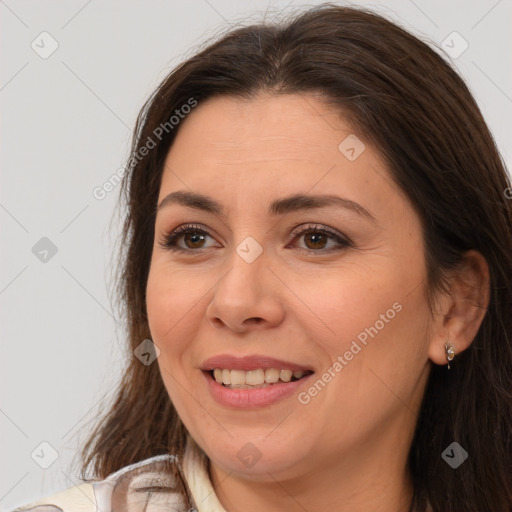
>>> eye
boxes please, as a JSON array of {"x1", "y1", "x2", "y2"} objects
[
  {"x1": 158, "y1": 223, "x2": 351, "y2": 254},
  {"x1": 158, "y1": 224, "x2": 219, "y2": 252},
  {"x1": 288, "y1": 224, "x2": 351, "y2": 252}
]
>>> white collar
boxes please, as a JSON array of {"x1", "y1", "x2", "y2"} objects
[{"x1": 182, "y1": 434, "x2": 228, "y2": 512}]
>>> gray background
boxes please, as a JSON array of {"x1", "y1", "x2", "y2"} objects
[{"x1": 1, "y1": 0, "x2": 511, "y2": 510}]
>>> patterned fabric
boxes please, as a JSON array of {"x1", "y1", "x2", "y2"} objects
[
  {"x1": 11, "y1": 436, "x2": 227, "y2": 512},
  {"x1": 12, "y1": 438, "x2": 428, "y2": 511},
  {"x1": 93, "y1": 454, "x2": 192, "y2": 511}
]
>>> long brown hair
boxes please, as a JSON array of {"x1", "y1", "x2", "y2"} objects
[{"x1": 80, "y1": 4, "x2": 512, "y2": 510}]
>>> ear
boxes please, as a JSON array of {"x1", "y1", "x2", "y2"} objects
[{"x1": 427, "y1": 250, "x2": 490, "y2": 366}]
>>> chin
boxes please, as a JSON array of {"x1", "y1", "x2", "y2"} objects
[{"x1": 199, "y1": 431, "x2": 312, "y2": 479}]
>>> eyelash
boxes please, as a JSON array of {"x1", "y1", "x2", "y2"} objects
[{"x1": 158, "y1": 223, "x2": 352, "y2": 254}]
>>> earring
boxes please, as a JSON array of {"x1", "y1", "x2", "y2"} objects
[{"x1": 445, "y1": 342, "x2": 455, "y2": 369}]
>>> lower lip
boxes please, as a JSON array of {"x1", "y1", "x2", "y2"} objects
[{"x1": 202, "y1": 370, "x2": 314, "y2": 408}]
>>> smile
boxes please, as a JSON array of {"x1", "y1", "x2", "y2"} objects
[{"x1": 211, "y1": 368, "x2": 313, "y2": 388}]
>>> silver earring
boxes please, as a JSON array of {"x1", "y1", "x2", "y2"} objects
[{"x1": 445, "y1": 342, "x2": 455, "y2": 369}]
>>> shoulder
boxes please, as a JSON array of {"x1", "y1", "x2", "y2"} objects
[{"x1": 11, "y1": 454, "x2": 193, "y2": 512}]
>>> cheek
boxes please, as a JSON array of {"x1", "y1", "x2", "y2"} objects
[
  {"x1": 289, "y1": 262, "x2": 406, "y2": 344},
  {"x1": 305, "y1": 283, "x2": 430, "y2": 447},
  {"x1": 298, "y1": 254, "x2": 431, "y2": 379},
  {"x1": 320, "y1": 282, "x2": 430, "y2": 417},
  {"x1": 146, "y1": 263, "x2": 203, "y2": 410},
  {"x1": 146, "y1": 261, "x2": 204, "y2": 352}
]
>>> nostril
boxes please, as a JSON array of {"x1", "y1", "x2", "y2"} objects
[{"x1": 245, "y1": 317, "x2": 263, "y2": 325}]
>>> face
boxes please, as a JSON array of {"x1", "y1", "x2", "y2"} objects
[{"x1": 146, "y1": 93, "x2": 434, "y2": 483}]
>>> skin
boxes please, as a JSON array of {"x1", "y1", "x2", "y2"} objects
[{"x1": 146, "y1": 93, "x2": 489, "y2": 512}]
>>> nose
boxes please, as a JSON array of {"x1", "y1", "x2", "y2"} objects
[{"x1": 205, "y1": 245, "x2": 286, "y2": 333}]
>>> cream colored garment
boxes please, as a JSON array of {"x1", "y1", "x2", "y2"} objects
[
  {"x1": 182, "y1": 435, "x2": 228, "y2": 512},
  {"x1": 11, "y1": 483, "x2": 97, "y2": 512},
  {"x1": 11, "y1": 436, "x2": 227, "y2": 512}
]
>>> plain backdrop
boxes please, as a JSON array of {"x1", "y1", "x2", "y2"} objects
[{"x1": 1, "y1": 1, "x2": 511, "y2": 510}]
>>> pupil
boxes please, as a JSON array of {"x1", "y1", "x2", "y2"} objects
[
  {"x1": 307, "y1": 233, "x2": 326, "y2": 249},
  {"x1": 185, "y1": 232, "x2": 204, "y2": 248}
]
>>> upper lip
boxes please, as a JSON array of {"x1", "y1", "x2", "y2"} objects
[{"x1": 201, "y1": 354, "x2": 314, "y2": 372}]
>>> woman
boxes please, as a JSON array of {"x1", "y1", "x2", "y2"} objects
[{"x1": 13, "y1": 4, "x2": 512, "y2": 511}]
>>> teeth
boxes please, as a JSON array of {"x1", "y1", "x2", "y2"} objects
[
  {"x1": 265, "y1": 368, "x2": 280, "y2": 383},
  {"x1": 246, "y1": 369, "x2": 265, "y2": 385},
  {"x1": 229, "y1": 383, "x2": 271, "y2": 389},
  {"x1": 280, "y1": 369, "x2": 292, "y2": 382},
  {"x1": 211, "y1": 368, "x2": 309, "y2": 387},
  {"x1": 230, "y1": 369, "x2": 246, "y2": 385}
]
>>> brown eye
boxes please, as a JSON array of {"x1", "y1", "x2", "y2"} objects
[
  {"x1": 290, "y1": 224, "x2": 351, "y2": 253},
  {"x1": 159, "y1": 224, "x2": 219, "y2": 253},
  {"x1": 182, "y1": 231, "x2": 207, "y2": 249},
  {"x1": 303, "y1": 232, "x2": 329, "y2": 250}
]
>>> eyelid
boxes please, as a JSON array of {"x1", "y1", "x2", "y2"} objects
[
  {"x1": 290, "y1": 223, "x2": 352, "y2": 244},
  {"x1": 287, "y1": 224, "x2": 352, "y2": 254},
  {"x1": 158, "y1": 222, "x2": 352, "y2": 253},
  {"x1": 158, "y1": 223, "x2": 219, "y2": 251}
]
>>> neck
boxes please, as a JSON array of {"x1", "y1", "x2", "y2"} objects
[{"x1": 209, "y1": 435, "x2": 415, "y2": 512}]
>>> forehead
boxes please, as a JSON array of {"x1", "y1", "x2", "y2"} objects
[
  {"x1": 158, "y1": 93, "x2": 402, "y2": 221},
  {"x1": 166, "y1": 93, "x2": 358, "y2": 161}
]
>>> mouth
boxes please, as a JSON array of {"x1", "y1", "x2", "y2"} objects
[
  {"x1": 201, "y1": 355, "x2": 316, "y2": 407},
  {"x1": 204, "y1": 368, "x2": 315, "y2": 389}
]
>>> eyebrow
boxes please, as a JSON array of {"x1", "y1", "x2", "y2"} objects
[{"x1": 157, "y1": 190, "x2": 377, "y2": 222}]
